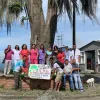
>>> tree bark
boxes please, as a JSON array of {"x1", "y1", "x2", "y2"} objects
[
  {"x1": 42, "y1": 2, "x2": 57, "y2": 48},
  {"x1": 27, "y1": 0, "x2": 57, "y2": 48},
  {"x1": 27, "y1": 0, "x2": 45, "y2": 47}
]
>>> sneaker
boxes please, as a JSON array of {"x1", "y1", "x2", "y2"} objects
[{"x1": 80, "y1": 90, "x2": 83, "y2": 92}]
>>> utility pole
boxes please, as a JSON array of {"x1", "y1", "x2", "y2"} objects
[
  {"x1": 73, "y1": 0, "x2": 76, "y2": 46},
  {"x1": 57, "y1": 35, "x2": 63, "y2": 47}
]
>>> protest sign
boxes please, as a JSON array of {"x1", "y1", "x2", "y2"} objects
[{"x1": 28, "y1": 64, "x2": 51, "y2": 80}]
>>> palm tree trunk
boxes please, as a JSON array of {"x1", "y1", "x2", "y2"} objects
[{"x1": 42, "y1": 4, "x2": 57, "y2": 48}]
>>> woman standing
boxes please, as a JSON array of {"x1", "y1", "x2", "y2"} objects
[
  {"x1": 30, "y1": 44, "x2": 38, "y2": 64},
  {"x1": 13, "y1": 45, "x2": 20, "y2": 66},
  {"x1": 52, "y1": 45, "x2": 59, "y2": 62},
  {"x1": 38, "y1": 44, "x2": 46, "y2": 64},
  {"x1": 46, "y1": 47, "x2": 52, "y2": 65},
  {"x1": 20, "y1": 44, "x2": 29, "y2": 67},
  {"x1": 57, "y1": 49, "x2": 65, "y2": 64}
]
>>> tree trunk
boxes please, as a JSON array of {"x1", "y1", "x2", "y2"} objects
[
  {"x1": 42, "y1": 2, "x2": 57, "y2": 48},
  {"x1": 27, "y1": 0, "x2": 57, "y2": 48},
  {"x1": 27, "y1": 0, "x2": 45, "y2": 47}
]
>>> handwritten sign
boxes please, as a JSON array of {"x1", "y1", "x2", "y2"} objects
[{"x1": 28, "y1": 64, "x2": 51, "y2": 80}]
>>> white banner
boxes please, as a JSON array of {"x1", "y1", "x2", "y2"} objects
[{"x1": 28, "y1": 64, "x2": 51, "y2": 80}]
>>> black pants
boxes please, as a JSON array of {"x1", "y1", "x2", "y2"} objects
[{"x1": 14, "y1": 71, "x2": 22, "y2": 89}]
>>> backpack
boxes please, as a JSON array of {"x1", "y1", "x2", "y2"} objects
[{"x1": 55, "y1": 61, "x2": 64, "y2": 69}]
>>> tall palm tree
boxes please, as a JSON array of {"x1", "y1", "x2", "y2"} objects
[
  {"x1": 0, "y1": 0, "x2": 98, "y2": 47},
  {"x1": 49, "y1": 0, "x2": 98, "y2": 46}
]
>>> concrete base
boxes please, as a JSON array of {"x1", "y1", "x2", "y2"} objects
[{"x1": 0, "y1": 74, "x2": 51, "y2": 90}]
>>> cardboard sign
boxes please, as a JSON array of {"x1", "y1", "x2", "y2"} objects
[{"x1": 28, "y1": 64, "x2": 51, "y2": 80}]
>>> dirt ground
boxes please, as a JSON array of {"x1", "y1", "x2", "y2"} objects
[{"x1": 0, "y1": 83, "x2": 100, "y2": 100}]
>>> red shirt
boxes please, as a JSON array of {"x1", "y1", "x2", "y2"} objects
[
  {"x1": 57, "y1": 52, "x2": 65, "y2": 64},
  {"x1": 20, "y1": 50, "x2": 29, "y2": 58},
  {"x1": 5, "y1": 49, "x2": 14, "y2": 60}
]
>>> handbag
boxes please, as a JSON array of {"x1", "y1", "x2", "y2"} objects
[{"x1": 2, "y1": 58, "x2": 5, "y2": 64}]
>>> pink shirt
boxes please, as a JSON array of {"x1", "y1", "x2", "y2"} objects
[
  {"x1": 30, "y1": 49, "x2": 38, "y2": 59},
  {"x1": 5, "y1": 49, "x2": 14, "y2": 60}
]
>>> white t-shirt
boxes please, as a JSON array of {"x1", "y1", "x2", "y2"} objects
[
  {"x1": 53, "y1": 63, "x2": 63, "y2": 73},
  {"x1": 65, "y1": 50, "x2": 72, "y2": 61},
  {"x1": 64, "y1": 63, "x2": 72, "y2": 74},
  {"x1": 13, "y1": 49, "x2": 20, "y2": 60},
  {"x1": 71, "y1": 49, "x2": 80, "y2": 64}
]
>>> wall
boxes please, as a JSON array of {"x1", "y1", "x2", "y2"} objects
[{"x1": 0, "y1": 75, "x2": 51, "y2": 90}]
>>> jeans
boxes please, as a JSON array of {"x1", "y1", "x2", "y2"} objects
[
  {"x1": 63, "y1": 74, "x2": 74, "y2": 90},
  {"x1": 4, "y1": 60, "x2": 12, "y2": 75},
  {"x1": 73, "y1": 73, "x2": 83, "y2": 90}
]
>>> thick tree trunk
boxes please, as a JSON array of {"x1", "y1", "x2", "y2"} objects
[
  {"x1": 27, "y1": 0, "x2": 45, "y2": 47},
  {"x1": 27, "y1": 0, "x2": 57, "y2": 48}
]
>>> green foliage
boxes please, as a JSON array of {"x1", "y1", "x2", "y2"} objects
[
  {"x1": 9, "y1": 2, "x2": 23, "y2": 17},
  {"x1": 0, "y1": 84, "x2": 4, "y2": 88}
]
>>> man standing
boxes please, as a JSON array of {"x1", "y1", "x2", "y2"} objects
[
  {"x1": 4, "y1": 45, "x2": 14, "y2": 75},
  {"x1": 65, "y1": 46, "x2": 72, "y2": 62},
  {"x1": 13, "y1": 55, "x2": 27, "y2": 90},
  {"x1": 71, "y1": 44, "x2": 81, "y2": 65},
  {"x1": 72, "y1": 59, "x2": 83, "y2": 91},
  {"x1": 63, "y1": 59, "x2": 74, "y2": 91}
]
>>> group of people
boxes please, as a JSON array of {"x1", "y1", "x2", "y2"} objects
[
  {"x1": 3, "y1": 43, "x2": 83, "y2": 91},
  {"x1": 49, "y1": 44, "x2": 83, "y2": 92}
]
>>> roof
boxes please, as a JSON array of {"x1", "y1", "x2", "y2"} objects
[{"x1": 80, "y1": 40, "x2": 100, "y2": 50}]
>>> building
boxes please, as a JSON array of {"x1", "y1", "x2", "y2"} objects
[{"x1": 80, "y1": 41, "x2": 100, "y2": 72}]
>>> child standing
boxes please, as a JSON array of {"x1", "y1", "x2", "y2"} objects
[
  {"x1": 38, "y1": 44, "x2": 46, "y2": 64},
  {"x1": 20, "y1": 44, "x2": 29, "y2": 68},
  {"x1": 30, "y1": 44, "x2": 38, "y2": 64},
  {"x1": 13, "y1": 55, "x2": 27, "y2": 90}
]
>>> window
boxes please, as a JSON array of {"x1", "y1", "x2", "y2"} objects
[
  {"x1": 80, "y1": 51, "x2": 85, "y2": 64},
  {"x1": 97, "y1": 49, "x2": 100, "y2": 64}
]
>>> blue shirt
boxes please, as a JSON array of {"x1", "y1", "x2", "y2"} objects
[
  {"x1": 72, "y1": 63, "x2": 79, "y2": 74},
  {"x1": 13, "y1": 60, "x2": 23, "y2": 72}
]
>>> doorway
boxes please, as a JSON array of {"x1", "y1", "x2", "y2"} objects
[{"x1": 86, "y1": 50, "x2": 95, "y2": 70}]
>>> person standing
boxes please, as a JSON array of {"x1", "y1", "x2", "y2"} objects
[
  {"x1": 13, "y1": 55, "x2": 27, "y2": 90},
  {"x1": 38, "y1": 44, "x2": 46, "y2": 64},
  {"x1": 4, "y1": 45, "x2": 14, "y2": 75},
  {"x1": 63, "y1": 59, "x2": 74, "y2": 91},
  {"x1": 71, "y1": 44, "x2": 81, "y2": 65},
  {"x1": 65, "y1": 46, "x2": 72, "y2": 62},
  {"x1": 72, "y1": 59, "x2": 83, "y2": 91},
  {"x1": 30, "y1": 44, "x2": 38, "y2": 64},
  {"x1": 13, "y1": 45, "x2": 20, "y2": 66},
  {"x1": 57, "y1": 49, "x2": 65, "y2": 64},
  {"x1": 46, "y1": 47, "x2": 52, "y2": 65},
  {"x1": 52, "y1": 45, "x2": 59, "y2": 62},
  {"x1": 20, "y1": 44, "x2": 29, "y2": 68}
]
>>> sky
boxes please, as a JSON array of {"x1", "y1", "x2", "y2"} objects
[{"x1": 0, "y1": 0, "x2": 100, "y2": 57}]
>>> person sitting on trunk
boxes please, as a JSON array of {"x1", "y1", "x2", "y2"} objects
[
  {"x1": 72, "y1": 59, "x2": 83, "y2": 92},
  {"x1": 63, "y1": 59, "x2": 74, "y2": 91}
]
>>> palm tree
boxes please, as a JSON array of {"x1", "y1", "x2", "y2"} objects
[
  {"x1": 49, "y1": 0, "x2": 98, "y2": 46},
  {"x1": 0, "y1": 0, "x2": 98, "y2": 47}
]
